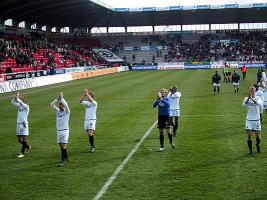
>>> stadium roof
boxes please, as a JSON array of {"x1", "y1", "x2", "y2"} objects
[
  {"x1": 92, "y1": 0, "x2": 267, "y2": 10},
  {"x1": 0, "y1": 0, "x2": 266, "y2": 28}
]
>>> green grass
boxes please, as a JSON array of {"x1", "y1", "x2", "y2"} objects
[{"x1": 1, "y1": 69, "x2": 267, "y2": 200}]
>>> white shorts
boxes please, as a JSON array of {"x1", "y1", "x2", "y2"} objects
[
  {"x1": 233, "y1": 82, "x2": 239, "y2": 86},
  {"x1": 57, "y1": 129, "x2": 69, "y2": 144},
  {"x1": 84, "y1": 120, "x2": 96, "y2": 131},
  {"x1": 16, "y1": 123, "x2": 29, "y2": 136},
  {"x1": 170, "y1": 110, "x2": 180, "y2": 117},
  {"x1": 246, "y1": 120, "x2": 261, "y2": 131},
  {"x1": 213, "y1": 83, "x2": 220, "y2": 87}
]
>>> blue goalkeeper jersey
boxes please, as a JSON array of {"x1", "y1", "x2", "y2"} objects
[{"x1": 153, "y1": 97, "x2": 170, "y2": 116}]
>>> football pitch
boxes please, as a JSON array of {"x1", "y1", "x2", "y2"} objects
[{"x1": 1, "y1": 69, "x2": 267, "y2": 200}]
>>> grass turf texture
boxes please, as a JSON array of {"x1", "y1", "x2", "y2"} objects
[{"x1": 1, "y1": 69, "x2": 267, "y2": 200}]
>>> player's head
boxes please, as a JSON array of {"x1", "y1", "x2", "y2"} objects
[
  {"x1": 160, "y1": 88, "x2": 168, "y2": 97},
  {"x1": 249, "y1": 86, "x2": 256, "y2": 97},
  {"x1": 89, "y1": 91, "x2": 95, "y2": 99},
  {"x1": 59, "y1": 102, "x2": 64, "y2": 111},
  {"x1": 234, "y1": 70, "x2": 236, "y2": 73},
  {"x1": 215, "y1": 71, "x2": 218, "y2": 75},
  {"x1": 172, "y1": 86, "x2": 177, "y2": 92},
  {"x1": 20, "y1": 95, "x2": 27, "y2": 103}
]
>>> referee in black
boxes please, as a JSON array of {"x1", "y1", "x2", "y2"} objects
[
  {"x1": 232, "y1": 70, "x2": 241, "y2": 93},
  {"x1": 212, "y1": 71, "x2": 221, "y2": 95}
]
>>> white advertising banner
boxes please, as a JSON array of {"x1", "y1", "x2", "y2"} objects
[
  {"x1": 158, "y1": 63, "x2": 184, "y2": 70},
  {"x1": 93, "y1": 48, "x2": 124, "y2": 62},
  {"x1": 0, "y1": 74, "x2": 72, "y2": 94},
  {"x1": 211, "y1": 61, "x2": 225, "y2": 68},
  {"x1": 117, "y1": 66, "x2": 129, "y2": 72}
]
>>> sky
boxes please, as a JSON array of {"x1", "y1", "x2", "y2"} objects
[{"x1": 92, "y1": 0, "x2": 267, "y2": 8}]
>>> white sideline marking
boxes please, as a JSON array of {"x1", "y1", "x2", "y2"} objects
[
  {"x1": 93, "y1": 121, "x2": 158, "y2": 200},
  {"x1": 183, "y1": 114, "x2": 232, "y2": 117}
]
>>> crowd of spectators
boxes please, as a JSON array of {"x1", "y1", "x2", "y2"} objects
[
  {"x1": 0, "y1": 30, "x2": 266, "y2": 74},
  {"x1": 111, "y1": 31, "x2": 267, "y2": 63},
  {"x1": 161, "y1": 31, "x2": 266, "y2": 63},
  {"x1": 0, "y1": 32, "x2": 105, "y2": 74}
]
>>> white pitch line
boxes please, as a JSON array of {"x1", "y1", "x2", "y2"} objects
[
  {"x1": 183, "y1": 114, "x2": 232, "y2": 117},
  {"x1": 93, "y1": 121, "x2": 158, "y2": 200}
]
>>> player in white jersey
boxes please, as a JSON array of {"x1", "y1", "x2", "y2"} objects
[
  {"x1": 167, "y1": 86, "x2": 181, "y2": 136},
  {"x1": 11, "y1": 91, "x2": 31, "y2": 158},
  {"x1": 242, "y1": 87, "x2": 262, "y2": 156},
  {"x1": 51, "y1": 92, "x2": 70, "y2": 167},
  {"x1": 259, "y1": 80, "x2": 267, "y2": 111},
  {"x1": 254, "y1": 84, "x2": 264, "y2": 123},
  {"x1": 80, "y1": 89, "x2": 97, "y2": 153}
]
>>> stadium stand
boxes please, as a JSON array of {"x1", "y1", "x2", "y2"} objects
[
  {"x1": 98, "y1": 31, "x2": 267, "y2": 64},
  {"x1": 0, "y1": 32, "x2": 107, "y2": 75}
]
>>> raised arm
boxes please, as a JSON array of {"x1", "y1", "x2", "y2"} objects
[
  {"x1": 16, "y1": 97, "x2": 29, "y2": 110},
  {"x1": 51, "y1": 99, "x2": 59, "y2": 112},
  {"x1": 80, "y1": 88, "x2": 88, "y2": 103},
  {"x1": 60, "y1": 98, "x2": 70, "y2": 113},
  {"x1": 250, "y1": 97, "x2": 262, "y2": 107},
  {"x1": 170, "y1": 92, "x2": 181, "y2": 98},
  {"x1": 242, "y1": 97, "x2": 249, "y2": 106},
  {"x1": 153, "y1": 100, "x2": 159, "y2": 108},
  {"x1": 11, "y1": 97, "x2": 20, "y2": 108},
  {"x1": 80, "y1": 94, "x2": 86, "y2": 104}
]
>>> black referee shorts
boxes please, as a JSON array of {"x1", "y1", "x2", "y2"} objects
[{"x1": 157, "y1": 115, "x2": 171, "y2": 129}]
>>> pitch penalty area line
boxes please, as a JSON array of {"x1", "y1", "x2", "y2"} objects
[{"x1": 93, "y1": 121, "x2": 158, "y2": 200}]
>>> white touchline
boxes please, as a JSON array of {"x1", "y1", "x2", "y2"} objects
[
  {"x1": 183, "y1": 114, "x2": 232, "y2": 117},
  {"x1": 93, "y1": 121, "x2": 158, "y2": 200}
]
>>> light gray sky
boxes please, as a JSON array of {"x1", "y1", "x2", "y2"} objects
[{"x1": 95, "y1": 0, "x2": 266, "y2": 8}]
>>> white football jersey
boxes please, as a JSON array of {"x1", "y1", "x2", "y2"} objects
[
  {"x1": 167, "y1": 92, "x2": 181, "y2": 110},
  {"x1": 51, "y1": 98, "x2": 70, "y2": 131},
  {"x1": 11, "y1": 97, "x2": 29, "y2": 124},
  {"x1": 242, "y1": 96, "x2": 262, "y2": 120},
  {"x1": 81, "y1": 100, "x2": 97, "y2": 120},
  {"x1": 256, "y1": 90, "x2": 264, "y2": 103},
  {"x1": 261, "y1": 72, "x2": 267, "y2": 82}
]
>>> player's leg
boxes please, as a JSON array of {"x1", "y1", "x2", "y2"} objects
[
  {"x1": 255, "y1": 131, "x2": 261, "y2": 153},
  {"x1": 159, "y1": 128, "x2": 164, "y2": 151},
  {"x1": 60, "y1": 143, "x2": 68, "y2": 160},
  {"x1": 166, "y1": 117, "x2": 175, "y2": 149},
  {"x1": 173, "y1": 116, "x2": 178, "y2": 136},
  {"x1": 167, "y1": 127, "x2": 175, "y2": 149},
  {"x1": 233, "y1": 84, "x2": 236, "y2": 93},
  {"x1": 87, "y1": 129, "x2": 95, "y2": 153},
  {"x1": 21, "y1": 135, "x2": 30, "y2": 152},
  {"x1": 237, "y1": 84, "x2": 239, "y2": 92},
  {"x1": 57, "y1": 131, "x2": 69, "y2": 166},
  {"x1": 213, "y1": 86, "x2": 216, "y2": 95},
  {"x1": 17, "y1": 135, "x2": 25, "y2": 157},
  {"x1": 243, "y1": 73, "x2": 246, "y2": 80},
  {"x1": 58, "y1": 143, "x2": 68, "y2": 167},
  {"x1": 247, "y1": 130, "x2": 253, "y2": 156},
  {"x1": 217, "y1": 86, "x2": 220, "y2": 94},
  {"x1": 158, "y1": 116, "x2": 165, "y2": 151},
  {"x1": 169, "y1": 116, "x2": 174, "y2": 133}
]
